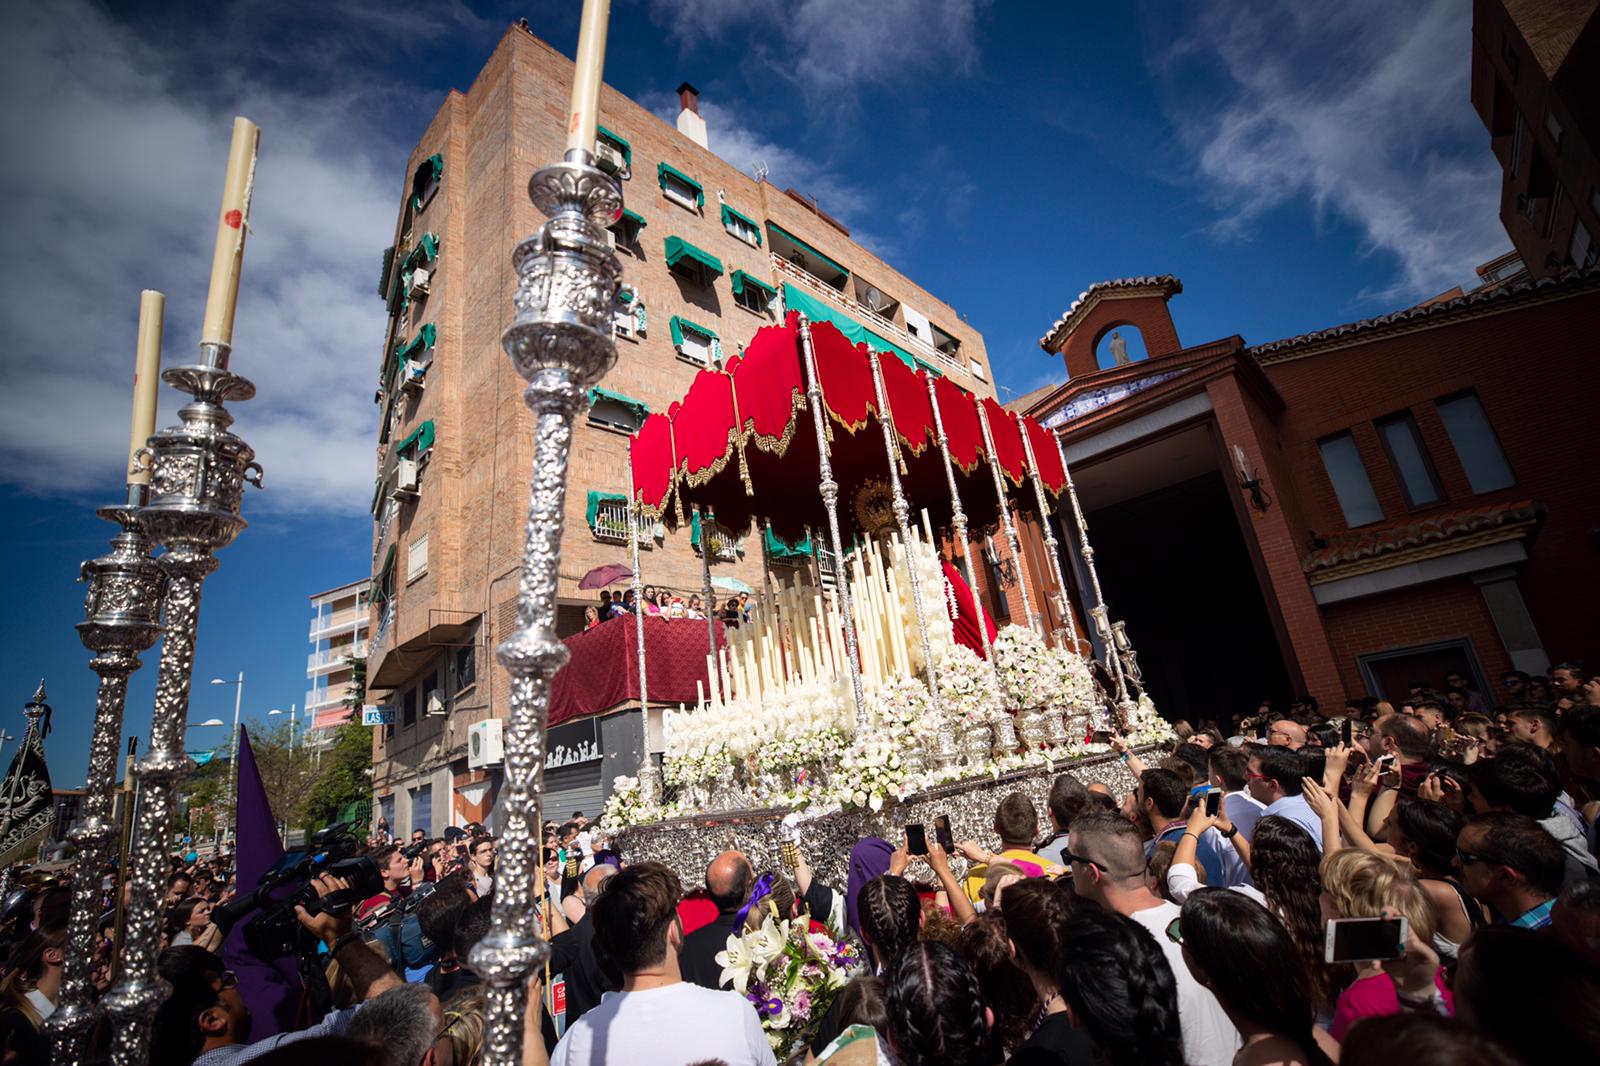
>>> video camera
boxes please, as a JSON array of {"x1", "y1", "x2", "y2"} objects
[{"x1": 212, "y1": 822, "x2": 383, "y2": 961}]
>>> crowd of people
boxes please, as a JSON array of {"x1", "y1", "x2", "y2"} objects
[
  {"x1": 3, "y1": 661, "x2": 1598, "y2": 1064},
  {"x1": 585, "y1": 587, "x2": 755, "y2": 630}
]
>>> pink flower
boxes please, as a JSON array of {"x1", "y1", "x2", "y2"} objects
[{"x1": 793, "y1": 989, "x2": 813, "y2": 1019}]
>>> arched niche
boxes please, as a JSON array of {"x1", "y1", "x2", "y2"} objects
[{"x1": 1093, "y1": 323, "x2": 1149, "y2": 370}]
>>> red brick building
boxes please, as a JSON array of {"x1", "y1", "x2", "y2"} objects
[{"x1": 1013, "y1": 269, "x2": 1600, "y2": 721}]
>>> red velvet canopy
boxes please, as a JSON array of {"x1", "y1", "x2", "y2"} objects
[{"x1": 629, "y1": 312, "x2": 1065, "y2": 544}]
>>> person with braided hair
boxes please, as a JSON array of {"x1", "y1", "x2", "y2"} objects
[
  {"x1": 883, "y1": 941, "x2": 992, "y2": 1066},
  {"x1": 1053, "y1": 905, "x2": 1187, "y2": 1066},
  {"x1": 856, "y1": 874, "x2": 923, "y2": 976},
  {"x1": 996, "y1": 879, "x2": 1095, "y2": 1064},
  {"x1": 1068, "y1": 812, "x2": 1239, "y2": 1065},
  {"x1": 1247, "y1": 816, "x2": 1345, "y2": 1022},
  {"x1": 1176, "y1": 889, "x2": 1339, "y2": 1066}
]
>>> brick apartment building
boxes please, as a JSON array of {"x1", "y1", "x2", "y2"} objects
[
  {"x1": 366, "y1": 23, "x2": 996, "y2": 833},
  {"x1": 1013, "y1": 268, "x2": 1600, "y2": 723},
  {"x1": 1470, "y1": 0, "x2": 1599, "y2": 278}
]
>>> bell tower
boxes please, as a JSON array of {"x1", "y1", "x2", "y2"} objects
[{"x1": 1038, "y1": 275, "x2": 1184, "y2": 379}]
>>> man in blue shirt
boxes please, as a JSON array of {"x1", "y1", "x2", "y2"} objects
[
  {"x1": 1139, "y1": 768, "x2": 1225, "y2": 885},
  {"x1": 1456, "y1": 810, "x2": 1565, "y2": 928},
  {"x1": 1244, "y1": 746, "x2": 1324, "y2": 851}
]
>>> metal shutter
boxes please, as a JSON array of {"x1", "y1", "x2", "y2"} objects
[{"x1": 542, "y1": 762, "x2": 605, "y2": 824}]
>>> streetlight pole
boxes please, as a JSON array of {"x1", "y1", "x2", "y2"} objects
[{"x1": 211, "y1": 672, "x2": 243, "y2": 844}]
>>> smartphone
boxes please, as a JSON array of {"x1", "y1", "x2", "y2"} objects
[
  {"x1": 1256, "y1": 719, "x2": 1270, "y2": 740},
  {"x1": 1341, "y1": 718, "x2": 1353, "y2": 746},
  {"x1": 1374, "y1": 753, "x2": 1400, "y2": 786},
  {"x1": 905, "y1": 823, "x2": 929, "y2": 856},
  {"x1": 1204, "y1": 789, "x2": 1222, "y2": 817},
  {"x1": 1324, "y1": 916, "x2": 1408, "y2": 963},
  {"x1": 933, "y1": 814, "x2": 954, "y2": 850}
]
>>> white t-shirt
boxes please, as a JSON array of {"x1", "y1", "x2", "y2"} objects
[
  {"x1": 1126, "y1": 900, "x2": 1240, "y2": 1066},
  {"x1": 550, "y1": 981, "x2": 777, "y2": 1066}
]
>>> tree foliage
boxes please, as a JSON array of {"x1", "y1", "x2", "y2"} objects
[{"x1": 302, "y1": 719, "x2": 374, "y2": 834}]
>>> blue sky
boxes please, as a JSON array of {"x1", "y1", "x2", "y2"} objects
[{"x1": 0, "y1": 0, "x2": 1508, "y2": 780}]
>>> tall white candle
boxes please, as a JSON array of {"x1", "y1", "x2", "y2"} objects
[
  {"x1": 200, "y1": 118, "x2": 261, "y2": 347},
  {"x1": 566, "y1": 0, "x2": 613, "y2": 154},
  {"x1": 127, "y1": 291, "x2": 164, "y2": 485}
]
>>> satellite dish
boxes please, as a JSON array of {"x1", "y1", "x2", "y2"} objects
[{"x1": 864, "y1": 287, "x2": 886, "y2": 311}]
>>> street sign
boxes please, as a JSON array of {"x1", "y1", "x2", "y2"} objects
[{"x1": 361, "y1": 704, "x2": 396, "y2": 727}]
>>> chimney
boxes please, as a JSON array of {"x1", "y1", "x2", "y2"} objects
[{"x1": 675, "y1": 80, "x2": 708, "y2": 149}]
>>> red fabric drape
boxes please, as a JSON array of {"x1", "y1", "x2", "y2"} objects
[
  {"x1": 981, "y1": 397, "x2": 1027, "y2": 486},
  {"x1": 877, "y1": 352, "x2": 935, "y2": 456},
  {"x1": 672, "y1": 369, "x2": 739, "y2": 486},
  {"x1": 944, "y1": 559, "x2": 997, "y2": 659},
  {"x1": 631, "y1": 412, "x2": 676, "y2": 516},
  {"x1": 809, "y1": 319, "x2": 877, "y2": 434},
  {"x1": 549, "y1": 613, "x2": 725, "y2": 726},
  {"x1": 934, "y1": 375, "x2": 985, "y2": 473},
  {"x1": 733, "y1": 319, "x2": 806, "y2": 453},
  {"x1": 1023, "y1": 416, "x2": 1066, "y2": 496}
]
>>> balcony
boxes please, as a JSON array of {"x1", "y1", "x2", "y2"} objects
[
  {"x1": 307, "y1": 642, "x2": 368, "y2": 675},
  {"x1": 371, "y1": 599, "x2": 396, "y2": 659},
  {"x1": 305, "y1": 687, "x2": 348, "y2": 713},
  {"x1": 592, "y1": 499, "x2": 654, "y2": 546},
  {"x1": 310, "y1": 605, "x2": 369, "y2": 640},
  {"x1": 771, "y1": 254, "x2": 962, "y2": 372}
]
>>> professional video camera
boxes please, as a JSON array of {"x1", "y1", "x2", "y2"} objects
[{"x1": 212, "y1": 822, "x2": 382, "y2": 961}]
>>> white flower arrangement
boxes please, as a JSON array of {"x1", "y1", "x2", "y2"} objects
[
  {"x1": 937, "y1": 643, "x2": 999, "y2": 726},
  {"x1": 992, "y1": 624, "x2": 1056, "y2": 710},
  {"x1": 1049, "y1": 647, "x2": 1099, "y2": 713},
  {"x1": 867, "y1": 675, "x2": 936, "y2": 744},
  {"x1": 1122, "y1": 691, "x2": 1178, "y2": 746},
  {"x1": 600, "y1": 775, "x2": 664, "y2": 829},
  {"x1": 832, "y1": 728, "x2": 910, "y2": 811}
]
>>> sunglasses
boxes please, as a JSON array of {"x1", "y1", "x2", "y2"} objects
[
  {"x1": 1455, "y1": 848, "x2": 1500, "y2": 868},
  {"x1": 215, "y1": 970, "x2": 239, "y2": 990},
  {"x1": 438, "y1": 1010, "x2": 464, "y2": 1043},
  {"x1": 1165, "y1": 916, "x2": 1184, "y2": 944},
  {"x1": 1064, "y1": 851, "x2": 1107, "y2": 874}
]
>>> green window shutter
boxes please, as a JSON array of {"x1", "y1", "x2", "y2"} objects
[
  {"x1": 619, "y1": 208, "x2": 647, "y2": 228},
  {"x1": 669, "y1": 315, "x2": 719, "y2": 349},
  {"x1": 373, "y1": 543, "x2": 396, "y2": 602},
  {"x1": 395, "y1": 323, "x2": 437, "y2": 368},
  {"x1": 378, "y1": 246, "x2": 396, "y2": 299},
  {"x1": 370, "y1": 477, "x2": 383, "y2": 515},
  {"x1": 766, "y1": 223, "x2": 850, "y2": 281},
  {"x1": 730, "y1": 270, "x2": 776, "y2": 298},
  {"x1": 657, "y1": 162, "x2": 705, "y2": 207},
  {"x1": 690, "y1": 509, "x2": 702, "y2": 548},
  {"x1": 410, "y1": 153, "x2": 444, "y2": 211},
  {"x1": 763, "y1": 526, "x2": 812, "y2": 560},
  {"x1": 596, "y1": 126, "x2": 632, "y2": 168},
  {"x1": 397, "y1": 419, "x2": 436, "y2": 457},
  {"x1": 586, "y1": 387, "x2": 650, "y2": 421},
  {"x1": 720, "y1": 204, "x2": 762, "y2": 245},
  {"x1": 585, "y1": 490, "x2": 629, "y2": 528},
  {"x1": 663, "y1": 235, "x2": 723, "y2": 277}
]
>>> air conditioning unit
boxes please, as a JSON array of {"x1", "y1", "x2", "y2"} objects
[
  {"x1": 425, "y1": 689, "x2": 447, "y2": 717},
  {"x1": 592, "y1": 141, "x2": 626, "y2": 176},
  {"x1": 410, "y1": 268, "x2": 431, "y2": 295},
  {"x1": 604, "y1": 229, "x2": 617, "y2": 250},
  {"x1": 392, "y1": 458, "x2": 420, "y2": 498},
  {"x1": 468, "y1": 718, "x2": 504, "y2": 769}
]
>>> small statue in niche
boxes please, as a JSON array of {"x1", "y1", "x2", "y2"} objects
[{"x1": 1108, "y1": 330, "x2": 1130, "y2": 366}]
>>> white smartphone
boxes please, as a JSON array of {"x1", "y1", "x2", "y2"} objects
[{"x1": 1324, "y1": 916, "x2": 1408, "y2": 963}]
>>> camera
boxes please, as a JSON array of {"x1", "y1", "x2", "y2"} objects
[
  {"x1": 401, "y1": 839, "x2": 431, "y2": 862},
  {"x1": 212, "y1": 822, "x2": 383, "y2": 961}
]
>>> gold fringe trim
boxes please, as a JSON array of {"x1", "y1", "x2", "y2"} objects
[{"x1": 746, "y1": 389, "x2": 807, "y2": 457}]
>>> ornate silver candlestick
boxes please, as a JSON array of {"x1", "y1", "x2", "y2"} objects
[
  {"x1": 625, "y1": 452, "x2": 659, "y2": 804},
  {"x1": 924, "y1": 376, "x2": 995, "y2": 667},
  {"x1": 470, "y1": 148, "x2": 621, "y2": 1066},
  {"x1": 103, "y1": 345, "x2": 260, "y2": 1066},
  {"x1": 977, "y1": 403, "x2": 1038, "y2": 633},
  {"x1": 1017, "y1": 424, "x2": 1080, "y2": 653},
  {"x1": 45, "y1": 487, "x2": 166, "y2": 1065}
]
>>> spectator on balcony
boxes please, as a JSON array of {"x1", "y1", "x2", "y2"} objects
[
  {"x1": 583, "y1": 607, "x2": 600, "y2": 631},
  {"x1": 686, "y1": 595, "x2": 705, "y2": 620}
]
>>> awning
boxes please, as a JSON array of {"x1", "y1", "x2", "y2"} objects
[
  {"x1": 410, "y1": 153, "x2": 443, "y2": 210},
  {"x1": 669, "y1": 315, "x2": 719, "y2": 348},
  {"x1": 596, "y1": 125, "x2": 631, "y2": 168},
  {"x1": 378, "y1": 246, "x2": 396, "y2": 299},
  {"x1": 767, "y1": 223, "x2": 849, "y2": 281},
  {"x1": 615, "y1": 208, "x2": 647, "y2": 230},
  {"x1": 764, "y1": 525, "x2": 812, "y2": 560},
  {"x1": 395, "y1": 322, "x2": 436, "y2": 366},
  {"x1": 397, "y1": 419, "x2": 436, "y2": 456},
  {"x1": 657, "y1": 162, "x2": 705, "y2": 207},
  {"x1": 587, "y1": 386, "x2": 649, "y2": 421},
  {"x1": 781, "y1": 283, "x2": 941, "y2": 375},
  {"x1": 585, "y1": 490, "x2": 628, "y2": 528},
  {"x1": 731, "y1": 270, "x2": 776, "y2": 298},
  {"x1": 407, "y1": 232, "x2": 440, "y2": 268},
  {"x1": 664, "y1": 236, "x2": 723, "y2": 277},
  {"x1": 720, "y1": 204, "x2": 762, "y2": 245}
]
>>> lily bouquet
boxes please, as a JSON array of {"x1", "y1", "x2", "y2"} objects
[{"x1": 715, "y1": 914, "x2": 862, "y2": 1059}]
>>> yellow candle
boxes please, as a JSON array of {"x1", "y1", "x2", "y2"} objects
[
  {"x1": 127, "y1": 290, "x2": 164, "y2": 485},
  {"x1": 566, "y1": 0, "x2": 612, "y2": 154},
  {"x1": 200, "y1": 117, "x2": 262, "y2": 347},
  {"x1": 705, "y1": 654, "x2": 719, "y2": 706}
]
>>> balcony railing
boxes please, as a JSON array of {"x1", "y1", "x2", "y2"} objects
[
  {"x1": 310, "y1": 606, "x2": 368, "y2": 640},
  {"x1": 771, "y1": 255, "x2": 962, "y2": 371},
  {"x1": 370, "y1": 599, "x2": 396, "y2": 658},
  {"x1": 308, "y1": 643, "x2": 367, "y2": 672},
  {"x1": 374, "y1": 498, "x2": 397, "y2": 563},
  {"x1": 305, "y1": 688, "x2": 347, "y2": 712},
  {"x1": 591, "y1": 499, "x2": 654, "y2": 545}
]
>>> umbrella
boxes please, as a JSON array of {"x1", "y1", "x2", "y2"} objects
[
  {"x1": 579, "y1": 563, "x2": 633, "y2": 589},
  {"x1": 712, "y1": 575, "x2": 754, "y2": 594}
]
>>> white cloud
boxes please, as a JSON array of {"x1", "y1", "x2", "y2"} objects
[
  {"x1": 0, "y1": 2, "x2": 417, "y2": 515},
  {"x1": 647, "y1": 0, "x2": 989, "y2": 101},
  {"x1": 1153, "y1": 0, "x2": 1507, "y2": 301}
]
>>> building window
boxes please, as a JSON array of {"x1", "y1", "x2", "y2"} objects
[
  {"x1": 410, "y1": 153, "x2": 443, "y2": 214},
  {"x1": 1435, "y1": 391, "x2": 1515, "y2": 493},
  {"x1": 1570, "y1": 220, "x2": 1596, "y2": 269},
  {"x1": 454, "y1": 644, "x2": 476, "y2": 691},
  {"x1": 407, "y1": 532, "x2": 429, "y2": 582},
  {"x1": 669, "y1": 316, "x2": 720, "y2": 366},
  {"x1": 1510, "y1": 112, "x2": 1525, "y2": 179},
  {"x1": 594, "y1": 125, "x2": 631, "y2": 179},
  {"x1": 720, "y1": 204, "x2": 762, "y2": 247},
  {"x1": 1544, "y1": 110, "x2": 1564, "y2": 151},
  {"x1": 610, "y1": 208, "x2": 646, "y2": 249},
  {"x1": 1375, "y1": 412, "x2": 1443, "y2": 509},
  {"x1": 664, "y1": 235, "x2": 723, "y2": 286},
  {"x1": 1317, "y1": 432, "x2": 1384, "y2": 527},
  {"x1": 402, "y1": 687, "x2": 416, "y2": 727},
  {"x1": 586, "y1": 387, "x2": 649, "y2": 432},
  {"x1": 410, "y1": 784, "x2": 433, "y2": 836},
  {"x1": 730, "y1": 270, "x2": 775, "y2": 314},
  {"x1": 1501, "y1": 34, "x2": 1519, "y2": 82},
  {"x1": 657, "y1": 162, "x2": 704, "y2": 211}
]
